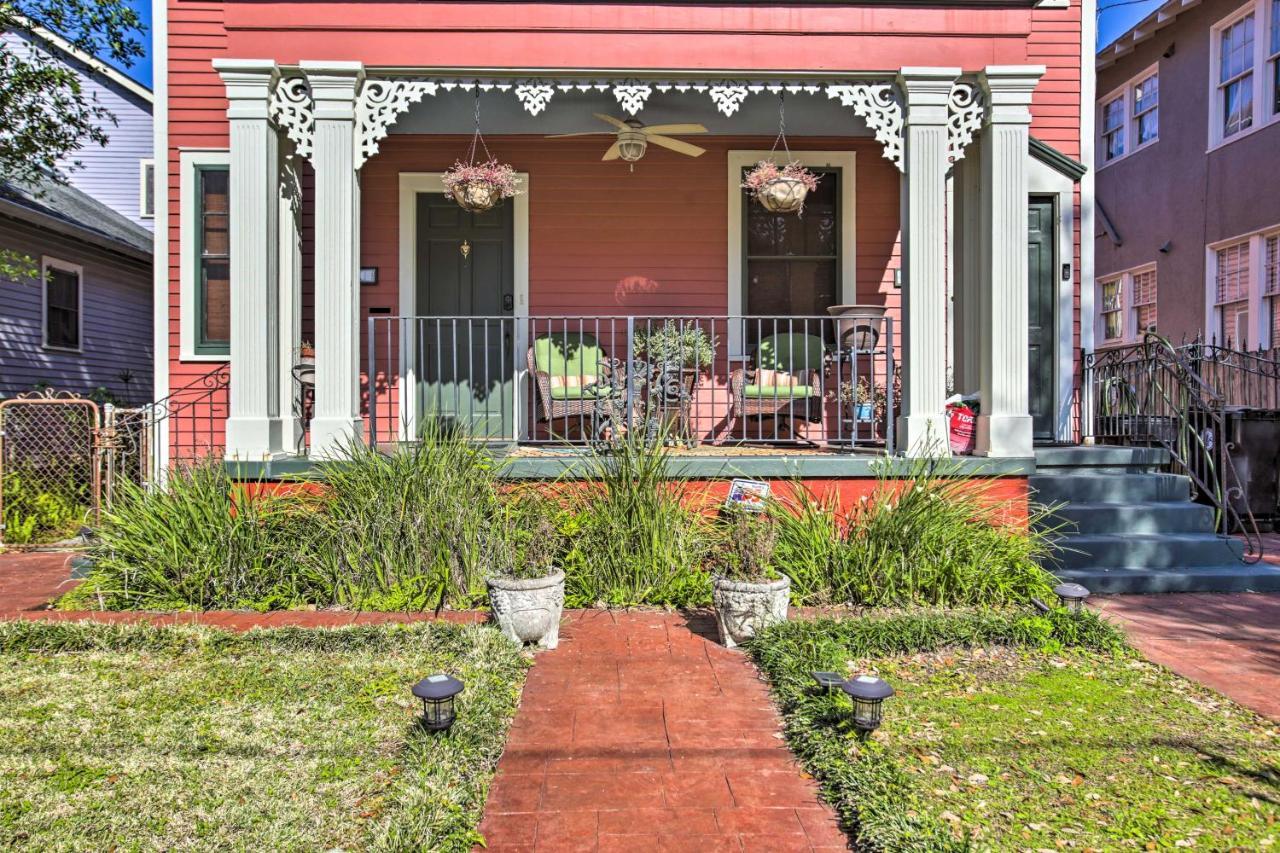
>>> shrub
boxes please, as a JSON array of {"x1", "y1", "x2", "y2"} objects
[
  {"x1": 1, "y1": 470, "x2": 87, "y2": 545},
  {"x1": 712, "y1": 510, "x2": 781, "y2": 583},
  {"x1": 66, "y1": 463, "x2": 310, "y2": 610},
  {"x1": 774, "y1": 458, "x2": 1060, "y2": 608},
  {"x1": 557, "y1": 436, "x2": 715, "y2": 607}
]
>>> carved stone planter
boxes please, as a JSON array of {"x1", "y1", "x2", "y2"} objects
[
  {"x1": 712, "y1": 575, "x2": 790, "y2": 649},
  {"x1": 487, "y1": 571, "x2": 565, "y2": 650}
]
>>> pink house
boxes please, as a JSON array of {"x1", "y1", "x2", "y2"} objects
[{"x1": 151, "y1": 0, "x2": 1096, "y2": 479}]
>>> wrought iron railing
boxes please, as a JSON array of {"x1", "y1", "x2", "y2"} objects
[
  {"x1": 1181, "y1": 340, "x2": 1280, "y2": 409},
  {"x1": 1082, "y1": 333, "x2": 1262, "y2": 562},
  {"x1": 365, "y1": 314, "x2": 897, "y2": 451}
]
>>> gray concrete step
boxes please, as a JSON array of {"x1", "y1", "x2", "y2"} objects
[
  {"x1": 1057, "y1": 563, "x2": 1280, "y2": 594},
  {"x1": 1056, "y1": 533, "x2": 1245, "y2": 570},
  {"x1": 1034, "y1": 445, "x2": 1170, "y2": 473},
  {"x1": 1030, "y1": 473, "x2": 1190, "y2": 504},
  {"x1": 1040, "y1": 501, "x2": 1216, "y2": 535}
]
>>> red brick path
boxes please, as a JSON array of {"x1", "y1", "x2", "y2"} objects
[
  {"x1": 1092, "y1": 593, "x2": 1280, "y2": 721},
  {"x1": 0, "y1": 551, "x2": 81, "y2": 613},
  {"x1": 475, "y1": 610, "x2": 846, "y2": 852}
]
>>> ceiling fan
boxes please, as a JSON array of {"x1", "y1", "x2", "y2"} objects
[{"x1": 546, "y1": 113, "x2": 708, "y2": 163}]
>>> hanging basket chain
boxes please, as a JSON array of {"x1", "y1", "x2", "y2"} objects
[
  {"x1": 770, "y1": 92, "x2": 793, "y2": 163},
  {"x1": 466, "y1": 88, "x2": 495, "y2": 166}
]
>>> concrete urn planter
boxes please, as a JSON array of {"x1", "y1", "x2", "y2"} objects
[
  {"x1": 712, "y1": 575, "x2": 790, "y2": 649},
  {"x1": 487, "y1": 571, "x2": 565, "y2": 650}
]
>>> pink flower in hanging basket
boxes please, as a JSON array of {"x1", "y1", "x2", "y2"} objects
[
  {"x1": 741, "y1": 160, "x2": 820, "y2": 197},
  {"x1": 441, "y1": 160, "x2": 522, "y2": 199}
]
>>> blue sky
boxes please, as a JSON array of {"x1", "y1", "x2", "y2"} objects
[{"x1": 104, "y1": 0, "x2": 1166, "y2": 92}]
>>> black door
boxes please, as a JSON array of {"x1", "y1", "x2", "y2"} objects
[
  {"x1": 1028, "y1": 196, "x2": 1056, "y2": 442},
  {"x1": 415, "y1": 193, "x2": 515, "y2": 439}
]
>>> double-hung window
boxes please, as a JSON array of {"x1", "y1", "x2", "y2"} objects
[
  {"x1": 1267, "y1": 234, "x2": 1280, "y2": 346},
  {"x1": 1215, "y1": 242, "x2": 1251, "y2": 346},
  {"x1": 180, "y1": 151, "x2": 231, "y2": 358},
  {"x1": 42, "y1": 258, "x2": 82, "y2": 351},
  {"x1": 1097, "y1": 265, "x2": 1157, "y2": 346},
  {"x1": 1098, "y1": 65, "x2": 1158, "y2": 165},
  {"x1": 1210, "y1": 0, "x2": 1280, "y2": 146}
]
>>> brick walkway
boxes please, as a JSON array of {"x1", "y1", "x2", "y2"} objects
[
  {"x1": 1092, "y1": 592, "x2": 1280, "y2": 721},
  {"x1": 0, "y1": 550, "x2": 81, "y2": 613},
  {"x1": 476, "y1": 610, "x2": 846, "y2": 852}
]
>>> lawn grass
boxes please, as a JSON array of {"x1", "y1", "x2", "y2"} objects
[
  {"x1": 752, "y1": 612, "x2": 1280, "y2": 851},
  {"x1": 0, "y1": 620, "x2": 529, "y2": 852}
]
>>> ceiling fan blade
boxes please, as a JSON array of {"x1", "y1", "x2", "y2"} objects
[
  {"x1": 640, "y1": 124, "x2": 708, "y2": 136},
  {"x1": 601, "y1": 141, "x2": 623, "y2": 161},
  {"x1": 646, "y1": 135, "x2": 706, "y2": 158},
  {"x1": 593, "y1": 113, "x2": 630, "y2": 130},
  {"x1": 545, "y1": 132, "x2": 615, "y2": 138}
]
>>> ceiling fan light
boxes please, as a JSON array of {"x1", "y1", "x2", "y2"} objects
[{"x1": 617, "y1": 130, "x2": 648, "y2": 162}]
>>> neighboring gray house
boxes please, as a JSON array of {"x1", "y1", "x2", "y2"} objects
[
  {"x1": 1094, "y1": 0, "x2": 1280, "y2": 350},
  {"x1": 0, "y1": 27, "x2": 154, "y2": 403}
]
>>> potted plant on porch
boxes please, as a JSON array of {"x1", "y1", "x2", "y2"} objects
[
  {"x1": 484, "y1": 501, "x2": 565, "y2": 650},
  {"x1": 442, "y1": 160, "x2": 521, "y2": 213},
  {"x1": 633, "y1": 321, "x2": 718, "y2": 447},
  {"x1": 711, "y1": 510, "x2": 790, "y2": 649}
]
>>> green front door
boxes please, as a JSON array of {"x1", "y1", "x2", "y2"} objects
[
  {"x1": 1027, "y1": 196, "x2": 1056, "y2": 442},
  {"x1": 415, "y1": 192, "x2": 515, "y2": 440}
]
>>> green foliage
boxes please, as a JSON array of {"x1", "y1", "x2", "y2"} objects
[
  {"x1": 712, "y1": 509, "x2": 780, "y2": 583},
  {"x1": 774, "y1": 458, "x2": 1060, "y2": 608},
  {"x1": 750, "y1": 613, "x2": 1280, "y2": 851},
  {"x1": 0, "y1": 620, "x2": 527, "y2": 851},
  {"x1": 1, "y1": 470, "x2": 87, "y2": 545},
  {"x1": 480, "y1": 491, "x2": 563, "y2": 582},
  {"x1": 632, "y1": 320, "x2": 718, "y2": 369},
  {"x1": 557, "y1": 436, "x2": 715, "y2": 607},
  {"x1": 302, "y1": 424, "x2": 503, "y2": 612}
]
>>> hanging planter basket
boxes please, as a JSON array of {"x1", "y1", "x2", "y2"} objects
[
  {"x1": 442, "y1": 94, "x2": 522, "y2": 213},
  {"x1": 741, "y1": 96, "x2": 820, "y2": 215}
]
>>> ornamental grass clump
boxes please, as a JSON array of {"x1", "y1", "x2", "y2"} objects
[
  {"x1": 558, "y1": 434, "x2": 715, "y2": 608},
  {"x1": 775, "y1": 457, "x2": 1060, "y2": 608}
]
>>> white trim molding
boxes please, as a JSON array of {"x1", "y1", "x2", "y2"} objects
[
  {"x1": 178, "y1": 149, "x2": 231, "y2": 362},
  {"x1": 725, "y1": 150, "x2": 857, "y2": 357},
  {"x1": 397, "y1": 171, "x2": 531, "y2": 443},
  {"x1": 151, "y1": 0, "x2": 169, "y2": 480},
  {"x1": 40, "y1": 256, "x2": 84, "y2": 353}
]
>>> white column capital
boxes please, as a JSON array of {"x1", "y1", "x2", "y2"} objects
[
  {"x1": 898, "y1": 67, "x2": 962, "y2": 118},
  {"x1": 980, "y1": 65, "x2": 1046, "y2": 124},
  {"x1": 213, "y1": 59, "x2": 279, "y2": 120},
  {"x1": 300, "y1": 60, "x2": 364, "y2": 121}
]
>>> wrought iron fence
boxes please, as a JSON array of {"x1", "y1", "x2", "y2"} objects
[
  {"x1": 1082, "y1": 334, "x2": 1263, "y2": 561},
  {"x1": 366, "y1": 314, "x2": 897, "y2": 451},
  {"x1": 1181, "y1": 340, "x2": 1280, "y2": 409}
]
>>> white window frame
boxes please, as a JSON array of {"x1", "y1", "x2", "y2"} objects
[
  {"x1": 179, "y1": 149, "x2": 231, "y2": 361},
  {"x1": 1209, "y1": 0, "x2": 1280, "y2": 150},
  {"x1": 726, "y1": 150, "x2": 857, "y2": 357},
  {"x1": 1097, "y1": 63, "x2": 1159, "y2": 168},
  {"x1": 139, "y1": 158, "x2": 155, "y2": 219},
  {"x1": 41, "y1": 256, "x2": 84, "y2": 353},
  {"x1": 1095, "y1": 263, "x2": 1157, "y2": 346},
  {"x1": 1204, "y1": 224, "x2": 1280, "y2": 349}
]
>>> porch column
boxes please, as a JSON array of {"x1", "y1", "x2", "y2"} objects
[
  {"x1": 951, "y1": 142, "x2": 985, "y2": 397},
  {"x1": 975, "y1": 65, "x2": 1045, "y2": 458},
  {"x1": 214, "y1": 59, "x2": 283, "y2": 460},
  {"x1": 898, "y1": 68, "x2": 959, "y2": 455},
  {"x1": 278, "y1": 143, "x2": 304, "y2": 454},
  {"x1": 302, "y1": 61, "x2": 365, "y2": 459}
]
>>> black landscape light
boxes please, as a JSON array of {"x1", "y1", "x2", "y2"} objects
[
  {"x1": 412, "y1": 674, "x2": 464, "y2": 731},
  {"x1": 811, "y1": 671, "x2": 845, "y2": 692},
  {"x1": 1053, "y1": 582, "x2": 1091, "y2": 613},
  {"x1": 841, "y1": 675, "x2": 894, "y2": 736}
]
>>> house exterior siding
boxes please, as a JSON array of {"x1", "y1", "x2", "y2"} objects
[
  {"x1": 1095, "y1": 0, "x2": 1280, "y2": 346},
  {"x1": 1, "y1": 31, "x2": 154, "y2": 231},
  {"x1": 160, "y1": 0, "x2": 1088, "y2": 458},
  {"x1": 0, "y1": 219, "x2": 153, "y2": 403}
]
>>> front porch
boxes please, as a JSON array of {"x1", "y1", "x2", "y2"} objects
[{"x1": 196, "y1": 62, "x2": 1064, "y2": 470}]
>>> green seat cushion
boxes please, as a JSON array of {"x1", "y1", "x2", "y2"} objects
[
  {"x1": 756, "y1": 333, "x2": 826, "y2": 374},
  {"x1": 743, "y1": 384, "x2": 817, "y2": 399},
  {"x1": 549, "y1": 382, "x2": 614, "y2": 400},
  {"x1": 532, "y1": 333, "x2": 606, "y2": 377}
]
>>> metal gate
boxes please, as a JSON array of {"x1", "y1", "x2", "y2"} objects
[{"x1": 0, "y1": 391, "x2": 102, "y2": 546}]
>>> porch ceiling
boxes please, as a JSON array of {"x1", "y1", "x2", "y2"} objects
[{"x1": 390, "y1": 86, "x2": 876, "y2": 137}]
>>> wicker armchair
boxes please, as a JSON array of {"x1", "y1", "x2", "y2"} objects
[
  {"x1": 527, "y1": 332, "x2": 629, "y2": 440},
  {"x1": 729, "y1": 332, "x2": 826, "y2": 439}
]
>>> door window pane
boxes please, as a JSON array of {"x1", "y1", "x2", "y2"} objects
[{"x1": 744, "y1": 169, "x2": 839, "y2": 322}]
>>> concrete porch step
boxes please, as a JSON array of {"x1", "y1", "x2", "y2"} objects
[
  {"x1": 1030, "y1": 473, "x2": 1190, "y2": 504},
  {"x1": 1057, "y1": 563, "x2": 1280, "y2": 594},
  {"x1": 1056, "y1": 533, "x2": 1245, "y2": 570},
  {"x1": 1034, "y1": 445, "x2": 1170, "y2": 473},
  {"x1": 1041, "y1": 501, "x2": 1216, "y2": 535}
]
